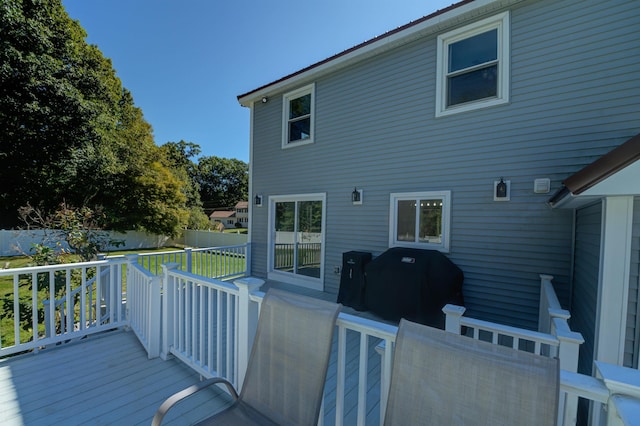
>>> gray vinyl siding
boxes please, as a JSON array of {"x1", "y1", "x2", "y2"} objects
[
  {"x1": 626, "y1": 197, "x2": 640, "y2": 368},
  {"x1": 249, "y1": 0, "x2": 640, "y2": 330},
  {"x1": 571, "y1": 203, "x2": 601, "y2": 376}
]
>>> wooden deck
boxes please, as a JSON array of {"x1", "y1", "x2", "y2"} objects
[
  {"x1": 0, "y1": 331, "x2": 233, "y2": 426},
  {"x1": 0, "y1": 282, "x2": 395, "y2": 426}
]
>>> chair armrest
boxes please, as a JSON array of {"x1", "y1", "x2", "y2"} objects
[{"x1": 151, "y1": 377, "x2": 239, "y2": 426}]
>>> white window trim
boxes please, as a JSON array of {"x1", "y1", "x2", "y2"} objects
[
  {"x1": 282, "y1": 83, "x2": 315, "y2": 149},
  {"x1": 389, "y1": 191, "x2": 451, "y2": 252},
  {"x1": 435, "y1": 12, "x2": 510, "y2": 117}
]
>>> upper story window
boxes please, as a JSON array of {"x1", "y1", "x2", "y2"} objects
[
  {"x1": 389, "y1": 191, "x2": 451, "y2": 252},
  {"x1": 435, "y1": 12, "x2": 510, "y2": 117},
  {"x1": 282, "y1": 83, "x2": 315, "y2": 148}
]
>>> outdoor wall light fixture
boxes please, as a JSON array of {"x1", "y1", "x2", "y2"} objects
[
  {"x1": 261, "y1": 96, "x2": 268, "y2": 103},
  {"x1": 494, "y1": 178, "x2": 511, "y2": 201},
  {"x1": 254, "y1": 194, "x2": 263, "y2": 207},
  {"x1": 352, "y1": 187, "x2": 363, "y2": 205}
]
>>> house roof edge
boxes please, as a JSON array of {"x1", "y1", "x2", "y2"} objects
[
  {"x1": 548, "y1": 133, "x2": 640, "y2": 207},
  {"x1": 237, "y1": 0, "x2": 511, "y2": 106}
]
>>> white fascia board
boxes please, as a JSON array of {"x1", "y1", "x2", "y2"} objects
[
  {"x1": 238, "y1": 0, "x2": 517, "y2": 106},
  {"x1": 580, "y1": 160, "x2": 640, "y2": 198},
  {"x1": 550, "y1": 160, "x2": 640, "y2": 209}
]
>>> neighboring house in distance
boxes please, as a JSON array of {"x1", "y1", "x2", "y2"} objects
[
  {"x1": 234, "y1": 201, "x2": 249, "y2": 228},
  {"x1": 209, "y1": 210, "x2": 236, "y2": 229},
  {"x1": 209, "y1": 202, "x2": 250, "y2": 229},
  {"x1": 237, "y1": 0, "x2": 640, "y2": 379}
]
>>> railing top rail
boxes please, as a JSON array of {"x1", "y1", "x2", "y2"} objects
[
  {"x1": 189, "y1": 244, "x2": 248, "y2": 252},
  {"x1": 0, "y1": 258, "x2": 124, "y2": 276},
  {"x1": 337, "y1": 312, "x2": 399, "y2": 342},
  {"x1": 165, "y1": 267, "x2": 239, "y2": 295},
  {"x1": 130, "y1": 261, "x2": 156, "y2": 278},
  {"x1": 106, "y1": 250, "x2": 185, "y2": 259},
  {"x1": 560, "y1": 370, "x2": 609, "y2": 403},
  {"x1": 243, "y1": 291, "x2": 399, "y2": 342},
  {"x1": 461, "y1": 316, "x2": 560, "y2": 347},
  {"x1": 104, "y1": 244, "x2": 248, "y2": 259},
  {"x1": 540, "y1": 275, "x2": 563, "y2": 311}
]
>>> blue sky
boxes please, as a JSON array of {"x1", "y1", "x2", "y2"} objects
[{"x1": 62, "y1": 0, "x2": 455, "y2": 162}]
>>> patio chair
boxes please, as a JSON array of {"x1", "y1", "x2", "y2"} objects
[
  {"x1": 152, "y1": 288, "x2": 341, "y2": 426},
  {"x1": 383, "y1": 319, "x2": 560, "y2": 426}
]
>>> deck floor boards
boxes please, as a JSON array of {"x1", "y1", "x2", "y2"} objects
[{"x1": 0, "y1": 330, "x2": 232, "y2": 426}]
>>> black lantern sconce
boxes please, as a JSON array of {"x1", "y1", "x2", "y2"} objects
[
  {"x1": 352, "y1": 187, "x2": 363, "y2": 205},
  {"x1": 494, "y1": 178, "x2": 510, "y2": 201},
  {"x1": 254, "y1": 194, "x2": 263, "y2": 207}
]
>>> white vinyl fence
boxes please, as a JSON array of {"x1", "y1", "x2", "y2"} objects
[
  {"x1": 0, "y1": 229, "x2": 248, "y2": 257},
  {"x1": 0, "y1": 230, "x2": 172, "y2": 257}
]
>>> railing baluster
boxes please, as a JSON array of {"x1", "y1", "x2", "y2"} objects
[
  {"x1": 357, "y1": 333, "x2": 368, "y2": 426},
  {"x1": 49, "y1": 270, "x2": 55, "y2": 338},
  {"x1": 178, "y1": 278, "x2": 184, "y2": 353},
  {"x1": 335, "y1": 325, "x2": 347, "y2": 426},
  {"x1": 13, "y1": 274, "x2": 20, "y2": 344},
  {"x1": 80, "y1": 268, "x2": 86, "y2": 330},
  {"x1": 216, "y1": 290, "x2": 223, "y2": 375},
  {"x1": 226, "y1": 293, "x2": 233, "y2": 384},
  {"x1": 199, "y1": 283, "x2": 205, "y2": 367},
  {"x1": 191, "y1": 280, "x2": 198, "y2": 361},
  {"x1": 65, "y1": 268, "x2": 72, "y2": 334},
  {"x1": 31, "y1": 273, "x2": 37, "y2": 343},
  {"x1": 208, "y1": 287, "x2": 214, "y2": 373}
]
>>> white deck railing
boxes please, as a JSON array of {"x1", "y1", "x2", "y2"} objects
[
  {"x1": 3, "y1": 248, "x2": 640, "y2": 425},
  {"x1": 126, "y1": 256, "x2": 162, "y2": 358},
  {"x1": 106, "y1": 244, "x2": 249, "y2": 278},
  {"x1": 0, "y1": 259, "x2": 128, "y2": 357},
  {"x1": 158, "y1": 267, "x2": 640, "y2": 426},
  {"x1": 160, "y1": 263, "x2": 242, "y2": 385}
]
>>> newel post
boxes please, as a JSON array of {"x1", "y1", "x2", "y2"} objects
[
  {"x1": 184, "y1": 247, "x2": 193, "y2": 273},
  {"x1": 539, "y1": 274, "x2": 554, "y2": 332},
  {"x1": 443, "y1": 304, "x2": 466, "y2": 334},
  {"x1": 147, "y1": 274, "x2": 162, "y2": 359},
  {"x1": 234, "y1": 277, "x2": 264, "y2": 391},
  {"x1": 160, "y1": 263, "x2": 180, "y2": 360},
  {"x1": 553, "y1": 316, "x2": 584, "y2": 373}
]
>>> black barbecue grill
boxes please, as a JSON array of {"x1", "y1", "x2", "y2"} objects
[{"x1": 362, "y1": 247, "x2": 464, "y2": 329}]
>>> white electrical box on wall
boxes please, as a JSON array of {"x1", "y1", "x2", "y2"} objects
[{"x1": 534, "y1": 178, "x2": 551, "y2": 194}]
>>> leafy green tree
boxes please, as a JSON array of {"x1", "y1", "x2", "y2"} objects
[
  {"x1": 159, "y1": 140, "x2": 213, "y2": 230},
  {"x1": 0, "y1": 0, "x2": 190, "y2": 237},
  {"x1": 0, "y1": 0, "x2": 120, "y2": 226},
  {"x1": 196, "y1": 156, "x2": 248, "y2": 210}
]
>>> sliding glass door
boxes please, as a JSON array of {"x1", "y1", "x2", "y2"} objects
[{"x1": 269, "y1": 194, "x2": 325, "y2": 290}]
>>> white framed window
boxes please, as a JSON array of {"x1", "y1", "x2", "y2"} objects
[
  {"x1": 282, "y1": 83, "x2": 315, "y2": 148},
  {"x1": 435, "y1": 12, "x2": 510, "y2": 117},
  {"x1": 389, "y1": 191, "x2": 451, "y2": 252}
]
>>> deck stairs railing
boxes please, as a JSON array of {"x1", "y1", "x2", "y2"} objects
[{"x1": 0, "y1": 258, "x2": 128, "y2": 358}]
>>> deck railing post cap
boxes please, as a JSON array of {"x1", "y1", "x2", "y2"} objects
[
  {"x1": 443, "y1": 304, "x2": 466, "y2": 315},
  {"x1": 234, "y1": 277, "x2": 265, "y2": 290}
]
